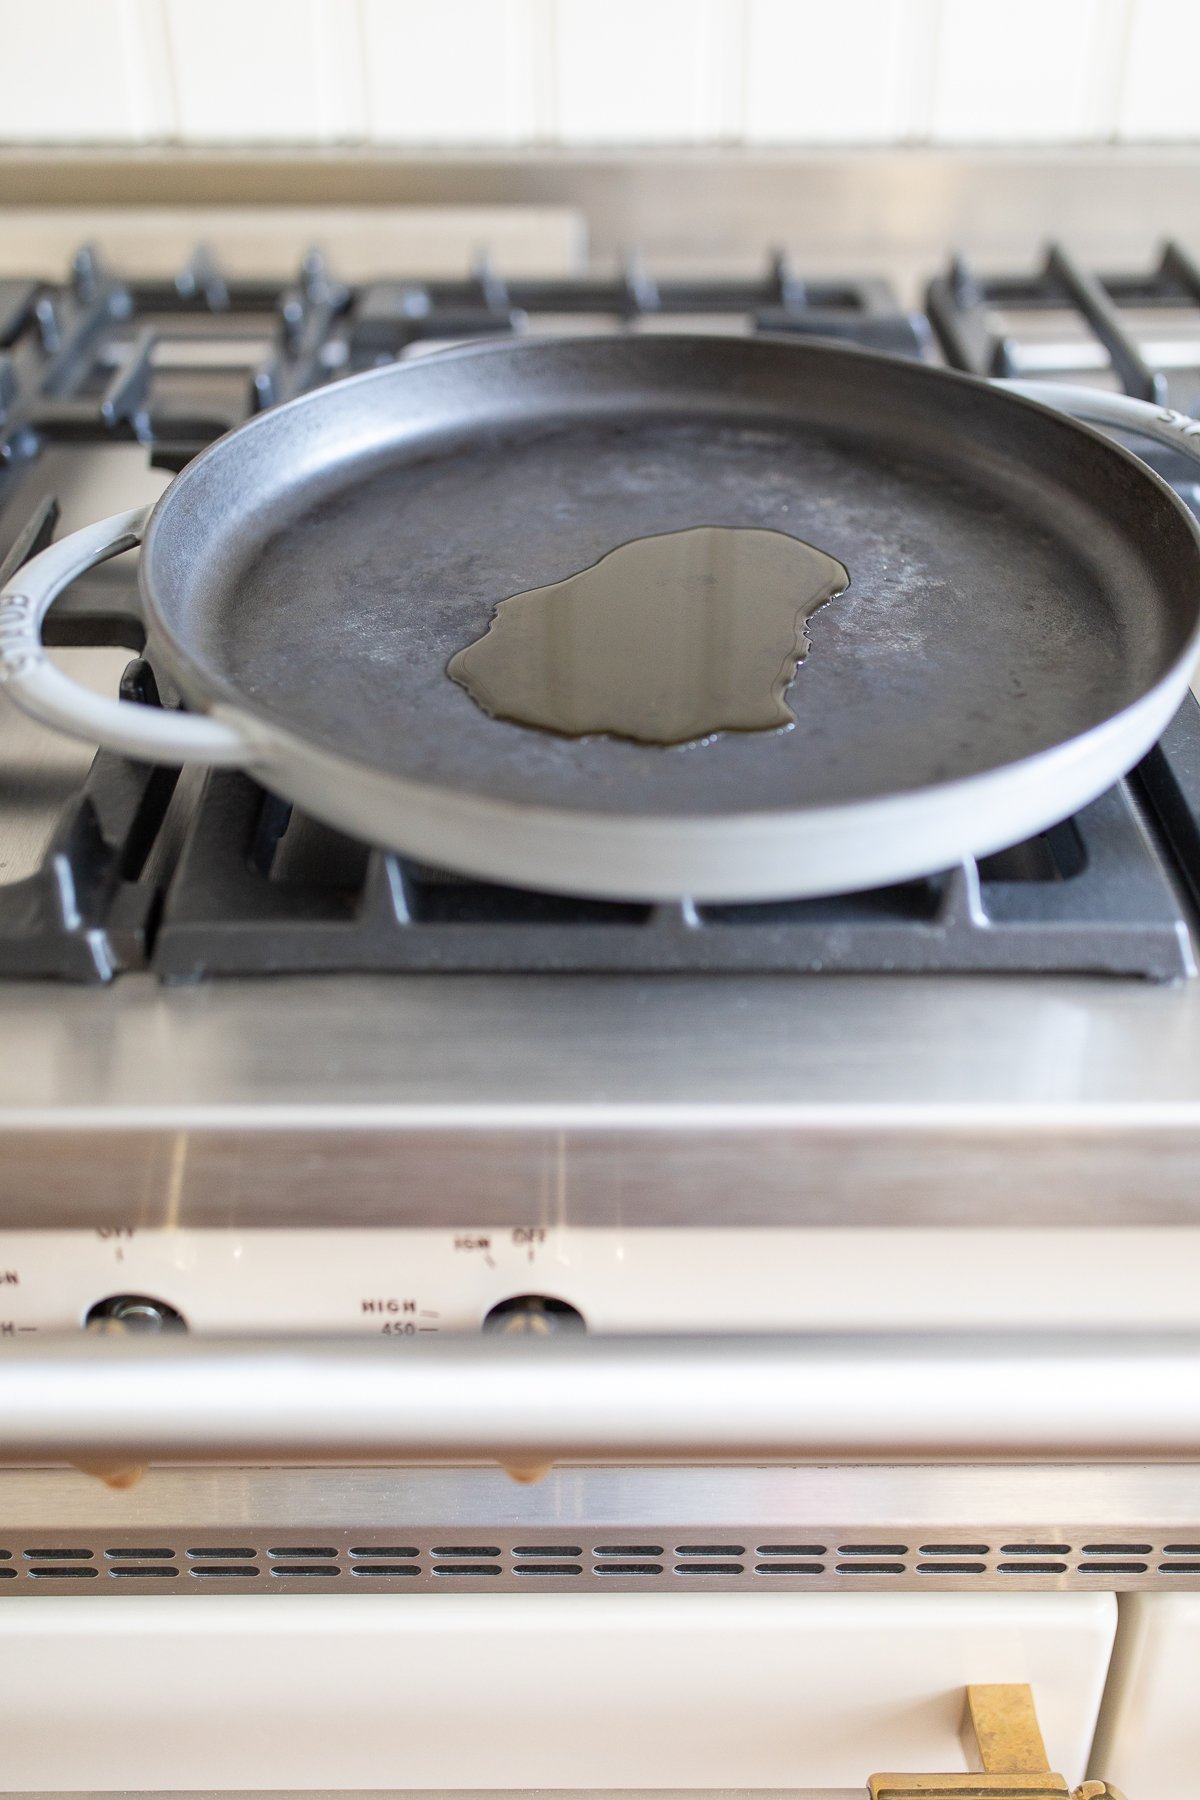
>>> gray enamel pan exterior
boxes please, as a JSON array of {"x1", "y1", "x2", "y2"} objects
[{"x1": 2, "y1": 338, "x2": 1200, "y2": 903}]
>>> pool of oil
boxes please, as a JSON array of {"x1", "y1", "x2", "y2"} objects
[{"x1": 447, "y1": 525, "x2": 849, "y2": 747}]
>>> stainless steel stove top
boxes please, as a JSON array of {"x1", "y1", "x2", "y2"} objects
[
  {"x1": 3, "y1": 237, "x2": 1200, "y2": 1232},
  {"x1": 2, "y1": 964, "x2": 1200, "y2": 1228}
]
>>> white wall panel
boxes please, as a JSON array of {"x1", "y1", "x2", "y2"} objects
[
  {"x1": 124, "y1": 0, "x2": 177, "y2": 141},
  {"x1": 312, "y1": 0, "x2": 369, "y2": 142},
  {"x1": 165, "y1": 0, "x2": 362, "y2": 143},
  {"x1": 744, "y1": 0, "x2": 931, "y2": 144},
  {"x1": 930, "y1": 0, "x2": 1126, "y2": 143},
  {"x1": 362, "y1": 0, "x2": 536, "y2": 144},
  {"x1": 0, "y1": 0, "x2": 1194, "y2": 148},
  {"x1": 1117, "y1": 0, "x2": 1200, "y2": 140},
  {"x1": 0, "y1": 0, "x2": 164, "y2": 142},
  {"x1": 552, "y1": 0, "x2": 729, "y2": 144}
]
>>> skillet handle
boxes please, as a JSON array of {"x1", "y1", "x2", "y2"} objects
[
  {"x1": 0, "y1": 506, "x2": 252, "y2": 766},
  {"x1": 995, "y1": 380, "x2": 1200, "y2": 468}
]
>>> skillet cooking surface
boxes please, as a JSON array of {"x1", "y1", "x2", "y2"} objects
[{"x1": 147, "y1": 336, "x2": 1198, "y2": 819}]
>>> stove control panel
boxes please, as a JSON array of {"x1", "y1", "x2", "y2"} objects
[{"x1": 0, "y1": 1226, "x2": 1199, "y2": 1336}]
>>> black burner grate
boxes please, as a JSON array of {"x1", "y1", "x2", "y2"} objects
[
  {"x1": 0, "y1": 244, "x2": 931, "y2": 503},
  {"x1": 927, "y1": 241, "x2": 1200, "y2": 503},
  {"x1": 147, "y1": 758, "x2": 1196, "y2": 983}
]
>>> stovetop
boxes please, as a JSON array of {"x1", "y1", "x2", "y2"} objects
[
  {"x1": 3, "y1": 239, "x2": 1200, "y2": 988},
  {"x1": 0, "y1": 238, "x2": 1199, "y2": 1224}
]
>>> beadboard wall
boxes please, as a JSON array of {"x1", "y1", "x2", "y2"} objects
[{"x1": 0, "y1": 0, "x2": 1196, "y2": 150}]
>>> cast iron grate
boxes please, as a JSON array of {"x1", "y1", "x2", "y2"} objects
[
  {"x1": 0, "y1": 242, "x2": 930, "y2": 501},
  {"x1": 148, "y1": 753, "x2": 1198, "y2": 982},
  {"x1": 927, "y1": 240, "x2": 1200, "y2": 502}
]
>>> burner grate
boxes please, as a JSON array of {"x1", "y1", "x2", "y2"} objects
[
  {"x1": 927, "y1": 240, "x2": 1200, "y2": 504},
  {"x1": 344, "y1": 252, "x2": 932, "y2": 364},
  {"x1": 0, "y1": 244, "x2": 930, "y2": 506},
  {"x1": 149, "y1": 760, "x2": 1197, "y2": 983},
  {"x1": 0, "y1": 244, "x2": 350, "y2": 493}
]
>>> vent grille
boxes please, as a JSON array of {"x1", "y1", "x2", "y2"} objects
[{"x1": 0, "y1": 1534, "x2": 1197, "y2": 1592}]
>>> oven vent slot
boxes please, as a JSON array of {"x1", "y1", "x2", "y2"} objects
[
  {"x1": 0, "y1": 1529, "x2": 1198, "y2": 1591},
  {"x1": 756, "y1": 1544, "x2": 827, "y2": 1556},
  {"x1": 998, "y1": 1561, "x2": 1069, "y2": 1574},
  {"x1": 593, "y1": 1562, "x2": 663, "y2": 1576},
  {"x1": 837, "y1": 1544, "x2": 909, "y2": 1556},
  {"x1": 348, "y1": 1546, "x2": 419, "y2": 1558},
  {"x1": 916, "y1": 1561, "x2": 987, "y2": 1574},
  {"x1": 512, "y1": 1545, "x2": 583, "y2": 1557},
  {"x1": 755, "y1": 1560, "x2": 824, "y2": 1574}
]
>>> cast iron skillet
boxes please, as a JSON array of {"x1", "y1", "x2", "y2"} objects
[{"x1": 2, "y1": 335, "x2": 1200, "y2": 901}]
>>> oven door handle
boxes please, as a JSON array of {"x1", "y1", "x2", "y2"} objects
[{"x1": 1, "y1": 1330, "x2": 1199, "y2": 1467}]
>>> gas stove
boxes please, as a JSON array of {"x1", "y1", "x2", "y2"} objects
[{"x1": 3, "y1": 233, "x2": 1200, "y2": 1796}]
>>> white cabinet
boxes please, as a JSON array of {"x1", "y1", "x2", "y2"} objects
[
  {"x1": 1091, "y1": 1592, "x2": 1200, "y2": 1797},
  {"x1": 0, "y1": 1591, "x2": 1114, "y2": 1791}
]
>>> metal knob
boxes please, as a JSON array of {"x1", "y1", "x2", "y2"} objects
[
  {"x1": 85, "y1": 1294, "x2": 186, "y2": 1335},
  {"x1": 481, "y1": 1295, "x2": 585, "y2": 1337}
]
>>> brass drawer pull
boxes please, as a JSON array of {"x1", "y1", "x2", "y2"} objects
[{"x1": 868, "y1": 1684, "x2": 1127, "y2": 1798}]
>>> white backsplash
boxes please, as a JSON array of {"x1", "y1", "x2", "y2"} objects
[{"x1": 0, "y1": 0, "x2": 1196, "y2": 148}]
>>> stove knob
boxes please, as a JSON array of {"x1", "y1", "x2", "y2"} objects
[
  {"x1": 482, "y1": 1294, "x2": 586, "y2": 1336},
  {"x1": 85, "y1": 1294, "x2": 187, "y2": 1335}
]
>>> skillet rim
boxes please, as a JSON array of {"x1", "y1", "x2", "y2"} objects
[{"x1": 137, "y1": 332, "x2": 1200, "y2": 827}]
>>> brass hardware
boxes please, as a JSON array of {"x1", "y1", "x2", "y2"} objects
[
  {"x1": 867, "y1": 1684, "x2": 1128, "y2": 1798},
  {"x1": 71, "y1": 1313, "x2": 146, "y2": 1491}
]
